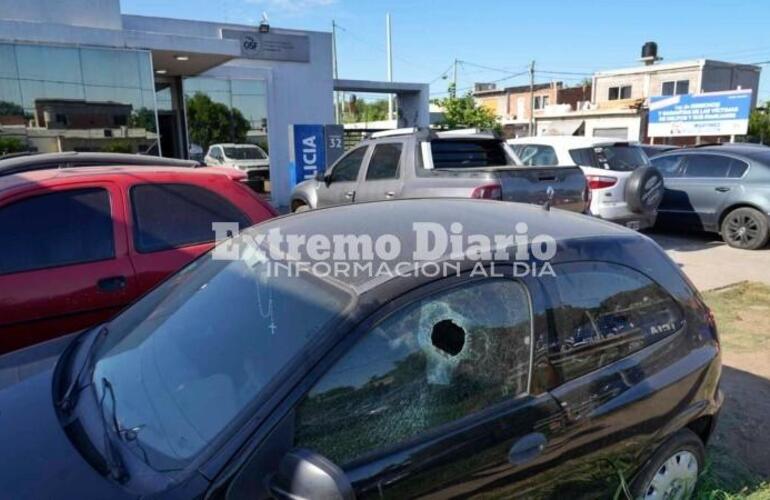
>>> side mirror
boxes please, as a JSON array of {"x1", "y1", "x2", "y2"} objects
[
  {"x1": 270, "y1": 449, "x2": 354, "y2": 500},
  {"x1": 315, "y1": 171, "x2": 330, "y2": 186}
]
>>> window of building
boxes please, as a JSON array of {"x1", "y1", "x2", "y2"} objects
[
  {"x1": 608, "y1": 85, "x2": 632, "y2": 100},
  {"x1": 365, "y1": 143, "x2": 402, "y2": 180},
  {"x1": 294, "y1": 279, "x2": 533, "y2": 465},
  {"x1": 0, "y1": 188, "x2": 114, "y2": 275},
  {"x1": 533, "y1": 95, "x2": 550, "y2": 110},
  {"x1": 661, "y1": 80, "x2": 690, "y2": 96},
  {"x1": 55, "y1": 113, "x2": 69, "y2": 126},
  {"x1": 329, "y1": 146, "x2": 367, "y2": 182},
  {"x1": 547, "y1": 262, "x2": 684, "y2": 381},
  {"x1": 130, "y1": 183, "x2": 251, "y2": 253}
]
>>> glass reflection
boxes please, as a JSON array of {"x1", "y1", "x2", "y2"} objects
[{"x1": 0, "y1": 43, "x2": 158, "y2": 156}]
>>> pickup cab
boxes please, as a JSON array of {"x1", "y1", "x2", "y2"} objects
[{"x1": 290, "y1": 129, "x2": 588, "y2": 213}]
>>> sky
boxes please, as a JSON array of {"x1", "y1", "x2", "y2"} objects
[{"x1": 120, "y1": 0, "x2": 770, "y2": 101}]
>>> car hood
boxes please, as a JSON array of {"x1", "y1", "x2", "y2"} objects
[{"x1": 0, "y1": 339, "x2": 129, "y2": 499}]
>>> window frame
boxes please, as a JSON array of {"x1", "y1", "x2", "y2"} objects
[
  {"x1": 608, "y1": 85, "x2": 632, "y2": 100},
  {"x1": 129, "y1": 182, "x2": 251, "y2": 254},
  {"x1": 0, "y1": 186, "x2": 116, "y2": 276},
  {"x1": 363, "y1": 141, "x2": 404, "y2": 181},
  {"x1": 290, "y1": 270, "x2": 538, "y2": 468},
  {"x1": 661, "y1": 79, "x2": 690, "y2": 96}
]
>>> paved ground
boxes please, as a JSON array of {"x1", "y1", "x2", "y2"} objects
[{"x1": 647, "y1": 228, "x2": 770, "y2": 291}]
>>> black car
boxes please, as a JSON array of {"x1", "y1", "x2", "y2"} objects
[
  {"x1": 0, "y1": 199, "x2": 721, "y2": 499},
  {"x1": 651, "y1": 144, "x2": 770, "y2": 249}
]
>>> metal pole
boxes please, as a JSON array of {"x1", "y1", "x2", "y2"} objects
[
  {"x1": 386, "y1": 13, "x2": 394, "y2": 121},
  {"x1": 452, "y1": 59, "x2": 458, "y2": 96},
  {"x1": 529, "y1": 60, "x2": 535, "y2": 136},
  {"x1": 332, "y1": 20, "x2": 340, "y2": 124}
]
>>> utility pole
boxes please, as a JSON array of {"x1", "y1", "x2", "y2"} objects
[
  {"x1": 386, "y1": 13, "x2": 394, "y2": 121},
  {"x1": 332, "y1": 20, "x2": 341, "y2": 123},
  {"x1": 529, "y1": 60, "x2": 535, "y2": 136},
  {"x1": 452, "y1": 59, "x2": 458, "y2": 97}
]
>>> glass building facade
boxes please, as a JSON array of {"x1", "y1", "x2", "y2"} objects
[{"x1": 0, "y1": 43, "x2": 158, "y2": 155}]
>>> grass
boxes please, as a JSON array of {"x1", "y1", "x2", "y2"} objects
[{"x1": 691, "y1": 282, "x2": 770, "y2": 500}]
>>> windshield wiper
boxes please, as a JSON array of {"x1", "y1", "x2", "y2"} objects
[
  {"x1": 57, "y1": 326, "x2": 109, "y2": 413},
  {"x1": 99, "y1": 377, "x2": 130, "y2": 483}
]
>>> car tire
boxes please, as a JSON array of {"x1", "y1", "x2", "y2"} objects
[
  {"x1": 630, "y1": 429, "x2": 705, "y2": 500},
  {"x1": 720, "y1": 207, "x2": 770, "y2": 250},
  {"x1": 625, "y1": 166, "x2": 665, "y2": 214},
  {"x1": 292, "y1": 201, "x2": 310, "y2": 213}
]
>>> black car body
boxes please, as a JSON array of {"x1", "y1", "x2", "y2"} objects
[
  {"x1": 651, "y1": 144, "x2": 770, "y2": 249},
  {"x1": 0, "y1": 199, "x2": 721, "y2": 499}
]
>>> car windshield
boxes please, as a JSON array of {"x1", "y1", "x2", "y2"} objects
[
  {"x1": 90, "y1": 238, "x2": 352, "y2": 471},
  {"x1": 570, "y1": 144, "x2": 650, "y2": 171},
  {"x1": 224, "y1": 146, "x2": 266, "y2": 160}
]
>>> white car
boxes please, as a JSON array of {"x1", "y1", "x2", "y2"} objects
[
  {"x1": 508, "y1": 136, "x2": 664, "y2": 230},
  {"x1": 205, "y1": 143, "x2": 269, "y2": 176}
]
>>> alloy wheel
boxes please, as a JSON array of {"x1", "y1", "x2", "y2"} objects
[
  {"x1": 641, "y1": 450, "x2": 699, "y2": 500},
  {"x1": 725, "y1": 212, "x2": 762, "y2": 248}
]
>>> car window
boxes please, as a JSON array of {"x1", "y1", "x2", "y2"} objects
[
  {"x1": 330, "y1": 147, "x2": 367, "y2": 183},
  {"x1": 569, "y1": 145, "x2": 649, "y2": 171},
  {"x1": 365, "y1": 143, "x2": 403, "y2": 180},
  {"x1": 131, "y1": 183, "x2": 251, "y2": 253},
  {"x1": 430, "y1": 139, "x2": 511, "y2": 168},
  {"x1": 294, "y1": 279, "x2": 532, "y2": 466},
  {"x1": 651, "y1": 154, "x2": 685, "y2": 178},
  {"x1": 683, "y1": 154, "x2": 730, "y2": 178},
  {"x1": 513, "y1": 144, "x2": 558, "y2": 166},
  {"x1": 0, "y1": 188, "x2": 113, "y2": 275},
  {"x1": 727, "y1": 158, "x2": 749, "y2": 178},
  {"x1": 547, "y1": 262, "x2": 684, "y2": 381}
]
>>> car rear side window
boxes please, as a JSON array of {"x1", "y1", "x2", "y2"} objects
[
  {"x1": 727, "y1": 158, "x2": 749, "y2": 178},
  {"x1": 294, "y1": 279, "x2": 532, "y2": 465},
  {"x1": 651, "y1": 154, "x2": 685, "y2": 178},
  {"x1": 430, "y1": 139, "x2": 510, "y2": 168},
  {"x1": 365, "y1": 143, "x2": 402, "y2": 180},
  {"x1": 683, "y1": 154, "x2": 732, "y2": 178},
  {"x1": 513, "y1": 144, "x2": 558, "y2": 166},
  {"x1": 131, "y1": 183, "x2": 251, "y2": 253},
  {"x1": 569, "y1": 145, "x2": 649, "y2": 171},
  {"x1": 547, "y1": 262, "x2": 684, "y2": 381},
  {"x1": 0, "y1": 188, "x2": 113, "y2": 275},
  {"x1": 329, "y1": 147, "x2": 367, "y2": 182}
]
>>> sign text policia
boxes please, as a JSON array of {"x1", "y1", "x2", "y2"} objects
[
  {"x1": 648, "y1": 89, "x2": 752, "y2": 137},
  {"x1": 289, "y1": 124, "x2": 344, "y2": 185}
]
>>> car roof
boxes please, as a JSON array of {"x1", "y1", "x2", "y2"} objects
[
  {"x1": 657, "y1": 144, "x2": 770, "y2": 164},
  {"x1": 245, "y1": 198, "x2": 643, "y2": 293},
  {"x1": 508, "y1": 135, "x2": 639, "y2": 148},
  {"x1": 211, "y1": 143, "x2": 260, "y2": 148},
  {"x1": 0, "y1": 165, "x2": 244, "y2": 195}
]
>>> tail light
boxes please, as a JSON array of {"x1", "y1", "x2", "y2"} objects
[
  {"x1": 586, "y1": 175, "x2": 618, "y2": 190},
  {"x1": 471, "y1": 183, "x2": 503, "y2": 200},
  {"x1": 583, "y1": 181, "x2": 593, "y2": 213}
]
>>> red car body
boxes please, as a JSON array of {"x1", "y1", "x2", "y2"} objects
[{"x1": 0, "y1": 165, "x2": 276, "y2": 354}]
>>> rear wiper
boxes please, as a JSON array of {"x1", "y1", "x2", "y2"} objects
[{"x1": 57, "y1": 326, "x2": 109, "y2": 414}]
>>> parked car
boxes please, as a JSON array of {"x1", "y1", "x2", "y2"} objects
[
  {"x1": 205, "y1": 143, "x2": 270, "y2": 177},
  {"x1": 291, "y1": 128, "x2": 589, "y2": 213},
  {"x1": 0, "y1": 153, "x2": 277, "y2": 354},
  {"x1": 509, "y1": 136, "x2": 665, "y2": 230},
  {"x1": 651, "y1": 144, "x2": 770, "y2": 249},
  {"x1": 0, "y1": 199, "x2": 721, "y2": 499},
  {"x1": 641, "y1": 144, "x2": 680, "y2": 158}
]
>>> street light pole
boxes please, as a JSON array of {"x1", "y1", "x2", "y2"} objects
[
  {"x1": 529, "y1": 60, "x2": 535, "y2": 136},
  {"x1": 386, "y1": 13, "x2": 394, "y2": 121}
]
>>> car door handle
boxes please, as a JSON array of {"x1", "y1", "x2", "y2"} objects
[
  {"x1": 344, "y1": 190, "x2": 355, "y2": 199},
  {"x1": 508, "y1": 432, "x2": 547, "y2": 467},
  {"x1": 715, "y1": 186, "x2": 731, "y2": 192},
  {"x1": 385, "y1": 191, "x2": 396, "y2": 198},
  {"x1": 98, "y1": 276, "x2": 127, "y2": 292}
]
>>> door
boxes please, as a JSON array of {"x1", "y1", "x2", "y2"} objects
[
  {"x1": 0, "y1": 184, "x2": 136, "y2": 353},
  {"x1": 651, "y1": 153, "x2": 688, "y2": 226},
  {"x1": 127, "y1": 182, "x2": 252, "y2": 292},
  {"x1": 539, "y1": 261, "x2": 688, "y2": 498},
  {"x1": 670, "y1": 153, "x2": 746, "y2": 230},
  {"x1": 316, "y1": 145, "x2": 368, "y2": 207},
  {"x1": 354, "y1": 141, "x2": 405, "y2": 203},
  {"x1": 289, "y1": 277, "x2": 564, "y2": 499}
]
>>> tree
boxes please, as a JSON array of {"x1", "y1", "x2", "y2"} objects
[
  {"x1": 185, "y1": 92, "x2": 251, "y2": 150},
  {"x1": 129, "y1": 107, "x2": 157, "y2": 132},
  {"x1": 748, "y1": 102, "x2": 770, "y2": 144},
  {"x1": 342, "y1": 96, "x2": 389, "y2": 123},
  {"x1": 0, "y1": 101, "x2": 25, "y2": 117},
  {"x1": 0, "y1": 136, "x2": 25, "y2": 155},
  {"x1": 434, "y1": 84, "x2": 500, "y2": 131}
]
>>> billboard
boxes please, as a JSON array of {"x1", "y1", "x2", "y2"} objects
[{"x1": 648, "y1": 89, "x2": 752, "y2": 137}]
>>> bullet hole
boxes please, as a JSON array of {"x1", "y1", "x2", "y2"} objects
[{"x1": 431, "y1": 319, "x2": 466, "y2": 356}]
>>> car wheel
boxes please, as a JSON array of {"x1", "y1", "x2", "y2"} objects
[
  {"x1": 630, "y1": 429, "x2": 705, "y2": 500},
  {"x1": 292, "y1": 201, "x2": 310, "y2": 213},
  {"x1": 720, "y1": 207, "x2": 770, "y2": 250}
]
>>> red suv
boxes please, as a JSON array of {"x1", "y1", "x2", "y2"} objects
[{"x1": 0, "y1": 154, "x2": 276, "y2": 354}]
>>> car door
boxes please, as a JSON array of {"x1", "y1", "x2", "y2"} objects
[
  {"x1": 537, "y1": 261, "x2": 688, "y2": 498},
  {"x1": 316, "y1": 145, "x2": 369, "y2": 207},
  {"x1": 354, "y1": 141, "x2": 405, "y2": 202},
  {"x1": 673, "y1": 153, "x2": 736, "y2": 230},
  {"x1": 126, "y1": 181, "x2": 252, "y2": 293},
  {"x1": 651, "y1": 153, "x2": 688, "y2": 225},
  {"x1": 0, "y1": 183, "x2": 136, "y2": 353}
]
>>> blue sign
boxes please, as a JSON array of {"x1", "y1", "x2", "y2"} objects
[
  {"x1": 648, "y1": 89, "x2": 752, "y2": 137},
  {"x1": 290, "y1": 124, "x2": 326, "y2": 186}
]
